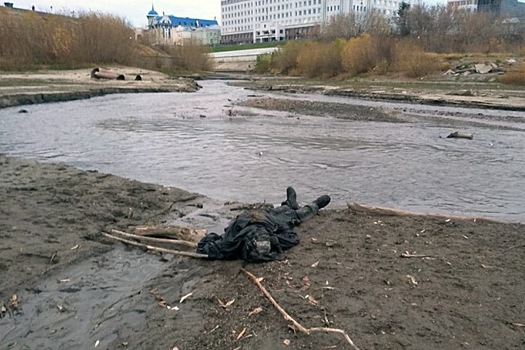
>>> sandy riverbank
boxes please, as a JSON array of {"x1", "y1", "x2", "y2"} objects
[
  {"x1": 1, "y1": 154, "x2": 524, "y2": 349},
  {"x1": 0, "y1": 67, "x2": 202, "y2": 109},
  {"x1": 1, "y1": 66, "x2": 525, "y2": 111}
]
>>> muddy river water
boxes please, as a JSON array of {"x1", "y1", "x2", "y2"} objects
[{"x1": 1, "y1": 80, "x2": 524, "y2": 222}]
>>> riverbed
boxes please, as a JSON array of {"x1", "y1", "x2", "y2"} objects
[{"x1": 1, "y1": 80, "x2": 524, "y2": 222}]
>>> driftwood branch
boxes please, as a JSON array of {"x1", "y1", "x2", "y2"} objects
[
  {"x1": 110, "y1": 229, "x2": 197, "y2": 248},
  {"x1": 401, "y1": 252, "x2": 434, "y2": 259},
  {"x1": 242, "y1": 268, "x2": 361, "y2": 350},
  {"x1": 101, "y1": 232, "x2": 208, "y2": 259},
  {"x1": 132, "y1": 225, "x2": 206, "y2": 240}
]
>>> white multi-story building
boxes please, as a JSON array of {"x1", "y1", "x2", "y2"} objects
[
  {"x1": 220, "y1": 0, "x2": 422, "y2": 44},
  {"x1": 447, "y1": 0, "x2": 525, "y2": 16}
]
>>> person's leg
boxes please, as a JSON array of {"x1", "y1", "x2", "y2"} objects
[{"x1": 295, "y1": 195, "x2": 331, "y2": 223}]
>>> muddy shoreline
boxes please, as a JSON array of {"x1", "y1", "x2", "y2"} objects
[
  {"x1": 1, "y1": 154, "x2": 524, "y2": 350},
  {"x1": 1, "y1": 68, "x2": 525, "y2": 111},
  {"x1": 0, "y1": 67, "x2": 202, "y2": 109},
  {"x1": 229, "y1": 77, "x2": 525, "y2": 112}
]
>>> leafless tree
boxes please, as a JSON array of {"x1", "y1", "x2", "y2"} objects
[{"x1": 320, "y1": 13, "x2": 359, "y2": 41}]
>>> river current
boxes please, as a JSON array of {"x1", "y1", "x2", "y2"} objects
[{"x1": 1, "y1": 80, "x2": 524, "y2": 222}]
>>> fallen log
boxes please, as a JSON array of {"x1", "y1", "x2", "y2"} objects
[
  {"x1": 132, "y1": 225, "x2": 206, "y2": 240},
  {"x1": 91, "y1": 68, "x2": 125, "y2": 80},
  {"x1": 101, "y1": 232, "x2": 208, "y2": 259},
  {"x1": 111, "y1": 229, "x2": 198, "y2": 248}
]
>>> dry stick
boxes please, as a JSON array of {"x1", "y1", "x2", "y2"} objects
[
  {"x1": 110, "y1": 229, "x2": 197, "y2": 248},
  {"x1": 101, "y1": 232, "x2": 208, "y2": 259},
  {"x1": 241, "y1": 268, "x2": 361, "y2": 350},
  {"x1": 133, "y1": 225, "x2": 206, "y2": 238},
  {"x1": 400, "y1": 253, "x2": 434, "y2": 258}
]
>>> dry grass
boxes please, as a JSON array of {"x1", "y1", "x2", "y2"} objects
[
  {"x1": 341, "y1": 35, "x2": 398, "y2": 77},
  {"x1": 155, "y1": 43, "x2": 213, "y2": 72},
  {"x1": 271, "y1": 41, "x2": 302, "y2": 75},
  {"x1": 295, "y1": 40, "x2": 343, "y2": 78},
  {"x1": 255, "y1": 35, "x2": 454, "y2": 79},
  {"x1": 500, "y1": 63, "x2": 525, "y2": 85},
  {"x1": 394, "y1": 42, "x2": 443, "y2": 78},
  {"x1": 341, "y1": 35, "x2": 378, "y2": 75},
  {"x1": 0, "y1": 10, "x2": 135, "y2": 69},
  {"x1": 0, "y1": 8, "x2": 211, "y2": 72},
  {"x1": 254, "y1": 6, "x2": 525, "y2": 80}
]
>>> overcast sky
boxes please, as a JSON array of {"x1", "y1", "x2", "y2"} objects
[
  {"x1": 10, "y1": 1, "x2": 446, "y2": 28},
  {"x1": 10, "y1": 1, "x2": 222, "y2": 27}
]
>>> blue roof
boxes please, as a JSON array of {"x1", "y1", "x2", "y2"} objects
[
  {"x1": 153, "y1": 15, "x2": 218, "y2": 27},
  {"x1": 147, "y1": 5, "x2": 158, "y2": 16}
]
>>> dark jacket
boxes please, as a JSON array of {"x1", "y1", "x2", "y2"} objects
[{"x1": 196, "y1": 208, "x2": 301, "y2": 263}]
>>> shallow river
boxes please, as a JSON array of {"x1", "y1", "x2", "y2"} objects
[{"x1": 1, "y1": 80, "x2": 524, "y2": 222}]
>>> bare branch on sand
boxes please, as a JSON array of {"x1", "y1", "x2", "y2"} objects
[{"x1": 242, "y1": 268, "x2": 361, "y2": 350}]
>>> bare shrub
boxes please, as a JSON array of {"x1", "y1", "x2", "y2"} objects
[
  {"x1": 452, "y1": 11, "x2": 498, "y2": 53},
  {"x1": 358, "y1": 11, "x2": 391, "y2": 36},
  {"x1": 72, "y1": 13, "x2": 136, "y2": 65},
  {"x1": 157, "y1": 43, "x2": 213, "y2": 72},
  {"x1": 341, "y1": 35, "x2": 375, "y2": 75},
  {"x1": 0, "y1": 9, "x2": 137, "y2": 68},
  {"x1": 253, "y1": 53, "x2": 273, "y2": 74},
  {"x1": 295, "y1": 40, "x2": 343, "y2": 78},
  {"x1": 321, "y1": 12, "x2": 391, "y2": 42},
  {"x1": 394, "y1": 42, "x2": 441, "y2": 78},
  {"x1": 321, "y1": 13, "x2": 359, "y2": 41},
  {"x1": 500, "y1": 63, "x2": 525, "y2": 85},
  {"x1": 341, "y1": 34, "x2": 397, "y2": 76},
  {"x1": 0, "y1": 8, "x2": 211, "y2": 72},
  {"x1": 403, "y1": 4, "x2": 518, "y2": 54},
  {"x1": 271, "y1": 41, "x2": 302, "y2": 75}
]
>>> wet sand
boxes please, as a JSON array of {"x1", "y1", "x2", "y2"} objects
[
  {"x1": 1, "y1": 154, "x2": 524, "y2": 350},
  {"x1": 1, "y1": 69, "x2": 525, "y2": 349}
]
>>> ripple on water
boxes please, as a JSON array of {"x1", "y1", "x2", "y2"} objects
[{"x1": 0, "y1": 80, "x2": 524, "y2": 222}]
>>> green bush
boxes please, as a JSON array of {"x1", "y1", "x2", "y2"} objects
[{"x1": 253, "y1": 53, "x2": 273, "y2": 74}]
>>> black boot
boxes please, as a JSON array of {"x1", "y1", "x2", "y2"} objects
[
  {"x1": 281, "y1": 186, "x2": 299, "y2": 210},
  {"x1": 313, "y1": 195, "x2": 331, "y2": 210}
]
